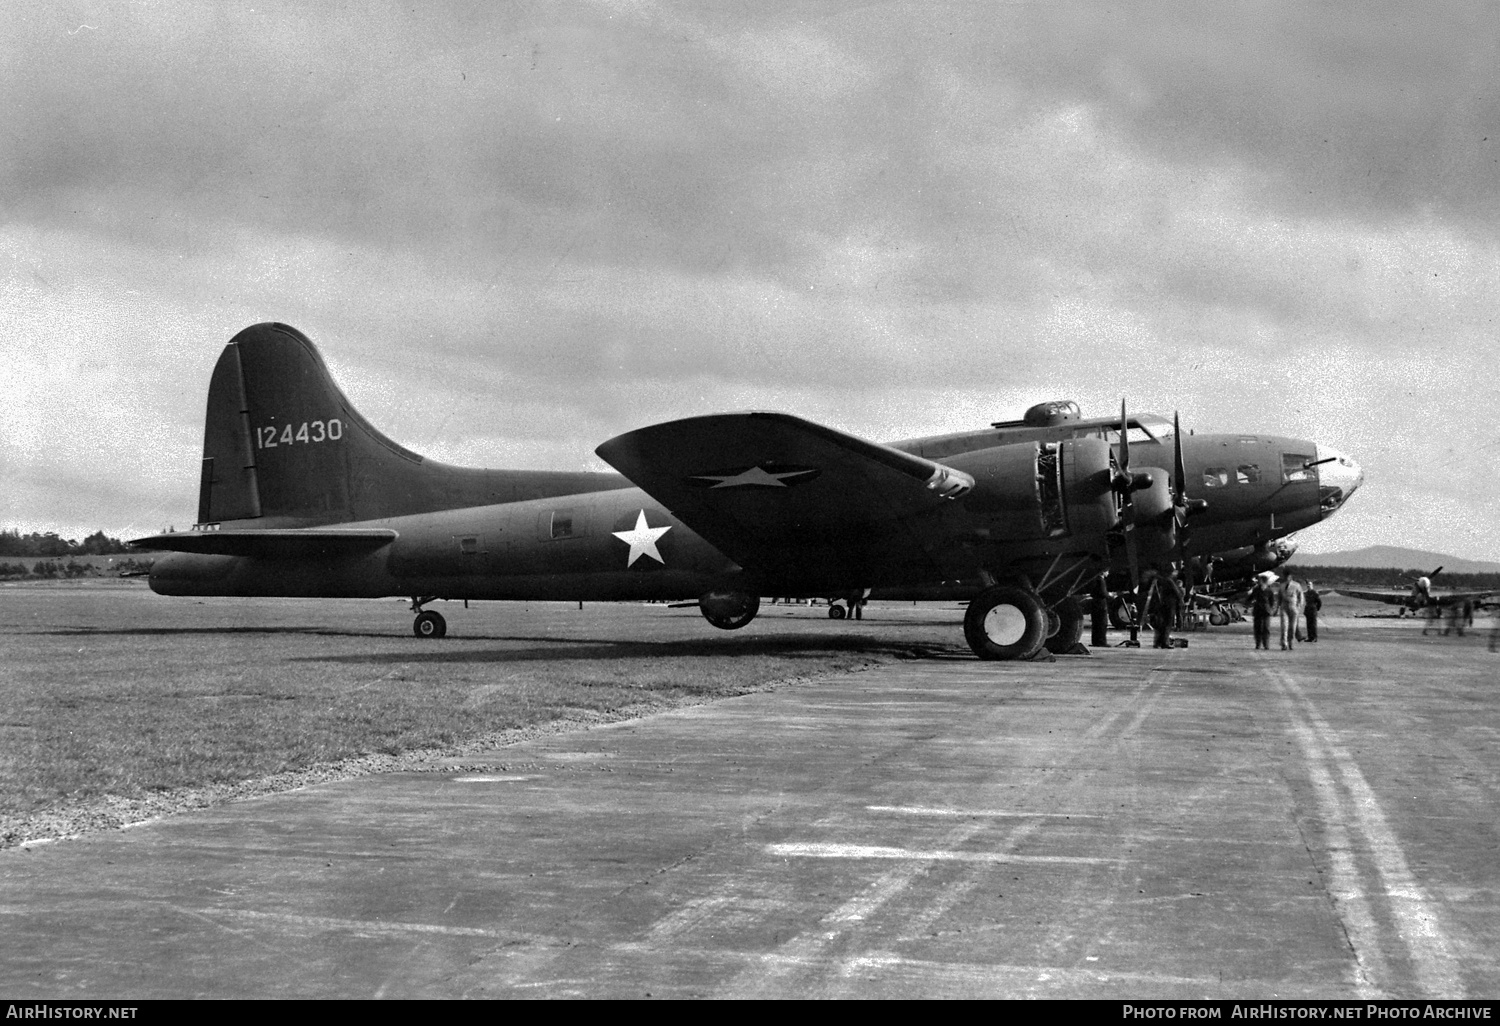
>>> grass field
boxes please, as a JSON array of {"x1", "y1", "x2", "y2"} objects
[{"x1": 0, "y1": 582, "x2": 967, "y2": 840}]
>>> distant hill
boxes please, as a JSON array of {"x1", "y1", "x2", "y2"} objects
[{"x1": 1288, "y1": 545, "x2": 1500, "y2": 575}]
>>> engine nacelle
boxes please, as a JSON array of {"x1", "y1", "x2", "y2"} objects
[{"x1": 943, "y1": 436, "x2": 1117, "y2": 545}]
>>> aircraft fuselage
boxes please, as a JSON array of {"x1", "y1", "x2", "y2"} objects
[{"x1": 151, "y1": 487, "x2": 741, "y2": 602}]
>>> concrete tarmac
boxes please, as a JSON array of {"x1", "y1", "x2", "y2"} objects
[{"x1": 2, "y1": 616, "x2": 1498, "y2": 998}]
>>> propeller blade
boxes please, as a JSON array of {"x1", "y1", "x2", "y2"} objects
[
  {"x1": 1124, "y1": 532, "x2": 1142, "y2": 646},
  {"x1": 1172, "y1": 411, "x2": 1187, "y2": 506},
  {"x1": 1126, "y1": 527, "x2": 1140, "y2": 594},
  {"x1": 1119, "y1": 398, "x2": 1130, "y2": 479}
]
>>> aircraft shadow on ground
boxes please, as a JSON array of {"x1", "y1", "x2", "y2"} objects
[
  {"x1": 35, "y1": 626, "x2": 403, "y2": 639},
  {"x1": 289, "y1": 634, "x2": 968, "y2": 665},
  {"x1": 29, "y1": 625, "x2": 973, "y2": 661}
]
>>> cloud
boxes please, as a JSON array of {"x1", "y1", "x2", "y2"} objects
[{"x1": 2, "y1": 2, "x2": 1497, "y2": 558}]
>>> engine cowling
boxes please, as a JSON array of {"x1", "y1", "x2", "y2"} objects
[
  {"x1": 943, "y1": 436, "x2": 1118, "y2": 546},
  {"x1": 1125, "y1": 467, "x2": 1177, "y2": 565}
]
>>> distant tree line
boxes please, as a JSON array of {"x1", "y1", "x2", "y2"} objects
[
  {"x1": 1293, "y1": 564, "x2": 1500, "y2": 591},
  {"x1": 0, "y1": 558, "x2": 152, "y2": 579},
  {"x1": 0, "y1": 529, "x2": 154, "y2": 580},
  {"x1": 0, "y1": 529, "x2": 132, "y2": 557}
]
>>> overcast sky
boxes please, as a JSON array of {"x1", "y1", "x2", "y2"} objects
[{"x1": 3, "y1": 1, "x2": 1497, "y2": 559}]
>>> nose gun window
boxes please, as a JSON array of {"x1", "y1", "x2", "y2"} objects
[
  {"x1": 1282, "y1": 454, "x2": 1313, "y2": 482},
  {"x1": 1204, "y1": 467, "x2": 1229, "y2": 488}
]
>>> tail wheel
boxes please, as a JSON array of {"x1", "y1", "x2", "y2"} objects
[
  {"x1": 828, "y1": 603, "x2": 847, "y2": 620},
  {"x1": 1209, "y1": 609, "x2": 1230, "y2": 627},
  {"x1": 1108, "y1": 595, "x2": 1135, "y2": 630},
  {"x1": 413, "y1": 610, "x2": 447, "y2": 638},
  {"x1": 963, "y1": 586, "x2": 1047, "y2": 661},
  {"x1": 1044, "y1": 596, "x2": 1085, "y2": 654}
]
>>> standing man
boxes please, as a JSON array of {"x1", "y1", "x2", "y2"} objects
[
  {"x1": 1303, "y1": 581, "x2": 1322, "y2": 642},
  {"x1": 1250, "y1": 572, "x2": 1279, "y2": 650},
  {"x1": 1144, "y1": 571, "x2": 1185, "y2": 649},
  {"x1": 1279, "y1": 574, "x2": 1306, "y2": 650}
]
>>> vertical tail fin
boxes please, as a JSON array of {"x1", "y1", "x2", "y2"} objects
[
  {"x1": 199, "y1": 322, "x2": 421, "y2": 526},
  {"x1": 197, "y1": 322, "x2": 631, "y2": 527}
]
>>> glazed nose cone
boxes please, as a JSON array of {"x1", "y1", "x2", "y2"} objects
[{"x1": 1315, "y1": 443, "x2": 1363, "y2": 517}]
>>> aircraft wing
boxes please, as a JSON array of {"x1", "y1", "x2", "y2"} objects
[
  {"x1": 1338, "y1": 588, "x2": 1416, "y2": 606},
  {"x1": 1334, "y1": 588, "x2": 1497, "y2": 608},
  {"x1": 595, "y1": 412, "x2": 975, "y2": 586},
  {"x1": 1431, "y1": 590, "x2": 1499, "y2": 606},
  {"x1": 129, "y1": 529, "x2": 397, "y2": 560},
  {"x1": 1332, "y1": 589, "x2": 1412, "y2": 605}
]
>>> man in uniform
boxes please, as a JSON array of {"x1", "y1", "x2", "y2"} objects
[
  {"x1": 1279, "y1": 574, "x2": 1306, "y2": 650},
  {"x1": 1302, "y1": 581, "x2": 1322, "y2": 642},
  {"x1": 1250, "y1": 571, "x2": 1279, "y2": 650},
  {"x1": 1144, "y1": 570, "x2": 1185, "y2": 650}
]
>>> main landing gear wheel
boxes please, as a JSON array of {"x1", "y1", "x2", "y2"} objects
[
  {"x1": 963, "y1": 585, "x2": 1047, "y2": 661},
  {"x1": 413, "y1": 610, "x2": 447, "y2": 638},
  {"x1": 1044, "y1": 596, "x2": 1085, "y2": 655}
]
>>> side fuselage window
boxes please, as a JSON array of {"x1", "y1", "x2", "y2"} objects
[
  {"x1": 1204, "y1": 467, "x2": 1229, "y2": 488},
  {"x1": 1282, "y1": 454, "x2": 1313, "y2": 483},
  {"x1": 1237, "y1": 464, "x2": 1260, "y2": 485},
  {"x1": 550, "y1": 512, "x2": 574, "y2": 539}
]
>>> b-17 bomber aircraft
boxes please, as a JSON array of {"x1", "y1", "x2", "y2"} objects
[{"x1": 133, "y1": 323, "x2": 1363, "y2": 660}]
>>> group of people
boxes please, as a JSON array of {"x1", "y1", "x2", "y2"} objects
[
  {"x1": 1427, "y1": 598, "x2": 1475, "y2": 637},
  {"x1": 1248, "y1": 572, "x2": 1322, "y2": 651}
]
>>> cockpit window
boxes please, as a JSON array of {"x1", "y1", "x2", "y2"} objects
[
  {"x1": 1203, "y1": 467, "x2": 1229, "y2": 488},
  {"x1": 1236, "y1": 464, "x2": 1260, "y2": 484},
  {"x1": 1282, "y1": 454, "x2": 1313, "y2": 483},
  {"x1": 1104, "y1": 414, "x2": 1174, "y2": 447},
  {"x1": 1135, "y1": 414, "x2": 1174, "y2": 440},
  {"x1": 1105, "y1": 423, "x2": 1165, "y2": 446}
]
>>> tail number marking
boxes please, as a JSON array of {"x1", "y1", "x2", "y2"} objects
[{"x1": 256, "y1": 419, "x2": 343, "y2": 448}]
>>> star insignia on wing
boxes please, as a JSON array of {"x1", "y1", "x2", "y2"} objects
[
  {"x1": 688, "y1": 465, "x2": 821, "y2": 489},
  {"x1": 612, "y1": 509, "x2": 672, "y2": 567}
]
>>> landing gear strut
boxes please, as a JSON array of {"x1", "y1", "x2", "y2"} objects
[
  {"x1": 1043, "y1": 595, "x2": 1085, "y2": 655},
  {"x1": 411, "y1": 597, "x2": 447, "y2": 638}
]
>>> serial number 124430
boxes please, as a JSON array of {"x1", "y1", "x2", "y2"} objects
[{"x1": 256, "y1": 420, "x2": 344, "y2": 448}]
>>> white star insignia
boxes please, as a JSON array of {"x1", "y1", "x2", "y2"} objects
[
  {"x1": 612, "y1": 509, "x2": 672, "y2": 567},
  {"x1": 691, "y1": 466, "x2": 818, "y2": 488}
]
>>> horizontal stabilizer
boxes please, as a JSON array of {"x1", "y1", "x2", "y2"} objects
[{"x1": 130, "y1": 529, "x2": 397, "y2": 560}]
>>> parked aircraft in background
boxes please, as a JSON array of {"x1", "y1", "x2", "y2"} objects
[
  {"x1": 132, "y1": 323, "x2": 1363, "y2": 660},
  {"x1": 1337, "y1": 568, "x2": 1498, "y2": 615},
  {"x1": 1146, "y1": 537, "x2": 1303, "y2": 626}
]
